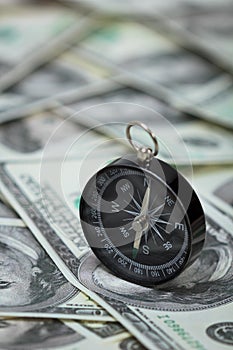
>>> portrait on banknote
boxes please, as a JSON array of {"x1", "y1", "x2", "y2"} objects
[
  {"x1": 78, "y1": 217, "x2": 233, "y2": 311},
  {"x1": 0, "y1": 225, "x2": 76, "y2": 311}
]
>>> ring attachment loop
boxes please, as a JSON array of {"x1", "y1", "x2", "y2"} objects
[{"x1": 126, "y1": 121, "x2": 159, "y2": 157}]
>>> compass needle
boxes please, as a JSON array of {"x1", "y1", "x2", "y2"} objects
[
  {"x1": 131, "y1": 178, "x2": 152, "y2": 258},
  {"x1": 132, "y1": 226, "x2": 142, "y2": 259}
]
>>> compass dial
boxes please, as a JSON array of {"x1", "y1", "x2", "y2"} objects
[{"x1": 80, "y1": 157, "x2": 205, "y2": 286}]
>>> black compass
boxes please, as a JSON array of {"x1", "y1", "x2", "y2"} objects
[{"x1": 80, "y1": 122, "x2": 206, "y2": 286}]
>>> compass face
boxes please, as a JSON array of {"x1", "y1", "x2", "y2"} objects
[{"x1": 80, "y1": 159, "x2": 195, "y2": 286}]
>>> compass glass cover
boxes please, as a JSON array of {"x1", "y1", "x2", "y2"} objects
[{"x1": 80, "y1": 165, "x2": 192, "y2": 286}]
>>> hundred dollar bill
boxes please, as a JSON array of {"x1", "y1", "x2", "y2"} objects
[
  {"x1": 60, "y1": 82, "x2": 233, "y2": 165},
  {"x1": 0, "y1": 179, "x2": 111, "y2": 321},
  {"x1": 0, "y1": 3, "x2": 94, "y2": 92},
  {"x1": 64, "y1": 319, "x2": 144, "y2": 350},
  {"x1": 0, "y1": 318, "x2": 145, "y2": 350},
  {"x1": 76, "y1": 21, "x2": 233, "y2": 128},
  {"x1": 0, "y1": 49, "x2": 110, "y2": 123},
  {"x1": 66, "y1": 0, "x2": 233, "y2": 76},
  {"x1": 0, "y1": 318, "x2": 88, "y2": 350},
  {"x1": 0, "y1": 154, "x2": 232, "y2": 349},
  {"x1": 65, "y1": 319, "x2": 145, "y2": 349},
  {"x1": 71, "y1": 0, "x2": 233, "y2": 74},
  {"x1": 0, "y1": 221, "x2": 112, "y2": 321}
]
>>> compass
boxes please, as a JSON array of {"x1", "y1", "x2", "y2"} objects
[{"x1": 80, "y1": 122, "x2": 206, "y2": 286}]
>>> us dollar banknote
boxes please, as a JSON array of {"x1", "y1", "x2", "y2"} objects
[
  {"x1": 0, "y1": 50, "x2": 109, "y2": 123},
  {"x1": 0, "y1": 221, "x2": 113, "y2": 321},
  {"x1": 59, "y1": 81, "x2": 233, "y2": 165},
  {"x1": 0, "y1": 197, "x2": 111, "y2": 321},
  {"x1": 0, "y1": 317, "x2": 145, "y2": 350},
  {"x1": 0, "y1": 3, "x2": 95, "y2": 92},
  {"x1": 1, "y1": 79, "x2": 232, "y2": 166},
  {"x1": 0, "y1": 153, "x2": 232, "y2": 350},
  {"x1": 65, "y1": 0, "x2": 233, "y2": 76},
  {"x1": 75, "y1": 21, "x2": 233, "y2": 128}
]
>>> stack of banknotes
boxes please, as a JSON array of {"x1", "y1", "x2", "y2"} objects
[{"x1": 0, "y1": 0, "x2": 232, "y2": 349}]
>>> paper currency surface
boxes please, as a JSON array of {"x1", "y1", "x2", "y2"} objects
[
  {"x1": 76, "y1": 21, "x2": 233, "y2": 128},
  {"x1": 0, "y1": 318, "x2": 145, "y2": 349},
  {"x1": 0, "y1": 218, "x2": 112, "y2": 321},
  {"x1": 62, "y1": 82, "x2": 233, "y2": 165},
  {"x1": 0, "y1": 3, "x2": 94, "y2": 92},
  {"x1": 0, "y1": 1, "x2": 232, "y2": 349},
  {"x1": 0, "y1": 154, "x2": 232, "y2": 350}
]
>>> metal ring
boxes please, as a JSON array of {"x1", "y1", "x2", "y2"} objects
[{"x1": 126, "y1": 121, "x2": 159, "y2": 156}]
